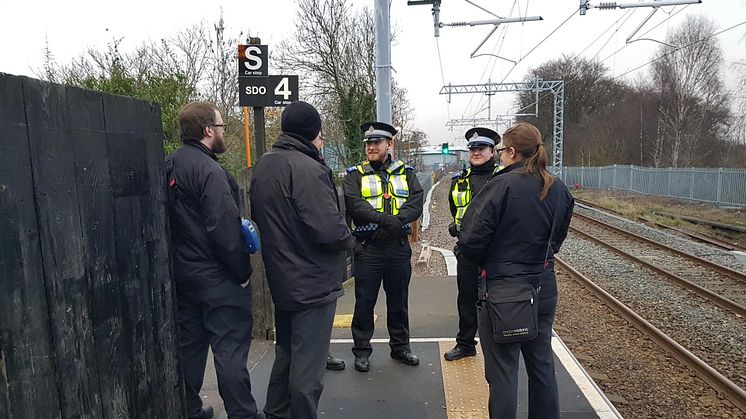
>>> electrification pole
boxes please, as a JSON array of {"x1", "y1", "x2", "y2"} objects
[{"x1": 375, "y1": 0, "x2": 392, "y2": 124}]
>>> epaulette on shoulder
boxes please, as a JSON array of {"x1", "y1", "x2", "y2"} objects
[
  {"x1": 405, "y1": 165, "x2": 416, "y2": 172},
  {"x1": 346, "y1": 166, "x2": 357, "y2": 173},
  {"x1": 451, "y1": 171, "x2": 461, "y2": 180}
]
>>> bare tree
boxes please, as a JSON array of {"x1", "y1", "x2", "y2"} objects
[
  {"x1": 276, "y1": 0, "x2": 419, "y2": 168},
  {"x1": 40, "y1": 15, "x2": 257, "y2": 175},
  {"x1": 652, "y1": 15, "x2": 729, "y2": 167}
]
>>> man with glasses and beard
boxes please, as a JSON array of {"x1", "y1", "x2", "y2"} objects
[
  {"x1": 444, "y1": 127, "x2": 502, "y2": 362},
  {"x1": 166, "y1": 102, "x2": 261, "y2": 419}
]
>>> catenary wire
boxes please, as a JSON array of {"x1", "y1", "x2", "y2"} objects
[
  {"x1": 599, "y1": 4, "x2": 690, "y2": 63},
  {"x1": 498, "y1": 4, "x2": 579, "y2": 84},
  {"x1": 590, "y1": 9, "x2": 637, "y2": 61},
  {"x1": 614, "y1": 20, "x2": 746, "y2": 79},
  {"x1": 578, "y1": 9, "x2": 633, "y2": 57}
]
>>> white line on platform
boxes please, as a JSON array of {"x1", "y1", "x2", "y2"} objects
[
  {"x1": 327, "y1": 334, "x2": 621, "y2": 418},
  {"x1": 421, "y1": 179, "x2": 441, "y2": 231},
  {"x1": 552, "y1": 334, "x2": 624, "y2": 419},
  {"x1": 330, "y1": 337, "x2": 457, "y2": 344},
  {"x1": 430, "y1": 246, "x2": 457, "y2": 275}
]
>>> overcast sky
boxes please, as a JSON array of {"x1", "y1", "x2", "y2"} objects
[{"x1": 2, "y1": 0, "x2": 745, "y2": 146}]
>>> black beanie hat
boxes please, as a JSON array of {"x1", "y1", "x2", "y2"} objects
[{"x1": 281, "y1": 101, "x2": 322, "y2": 142}]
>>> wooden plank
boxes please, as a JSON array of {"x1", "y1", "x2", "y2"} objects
[
  {"x1": 237, "y1": 168, "x2": 275, "y2": 340},
  {"x1": 417, "y1": 244, "x2": 432, "y2": 266},
  {"x1": 140, "y1": 102, "x2": 185, "y2": 417},
  {"x1": 0, "y1": 73, "x2": 61, "y2": 419},
  {"x1": 103, "y1": 95, "x2": 154, "y2": 418},
  {"x1": 23, "y1": 76, "x2": 101, "y2": 418},
  {"x1": 65, "y1": 85, "x2": 132, "y2": 418}
]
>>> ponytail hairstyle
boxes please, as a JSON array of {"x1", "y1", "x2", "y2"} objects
[{"x1": 501, "y1": 122, "x2": 554, "y2": 201}]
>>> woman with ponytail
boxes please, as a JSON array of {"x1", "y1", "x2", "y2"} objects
[{"x1": 458, "y1": 122, "x2": 575, "y2": 418}]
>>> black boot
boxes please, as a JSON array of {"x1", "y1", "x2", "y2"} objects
[
  {"x1": 326, "y1": 354, "x2": 346, "y2": 371},
  {"x1": 390, "y1": 351, "x2": 420, "y2": 366},
  {"x1": 354, "y1": 355, "x2": 370, "y2": 372},
  {"x1": 443, "y1": 345, "x2": 477, "y2": 361}
]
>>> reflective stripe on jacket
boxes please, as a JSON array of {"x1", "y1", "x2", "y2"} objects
[
  {"x1": 450, "y1": 164, "x2": 502, "y2": 225},
  {"x1": 357, "y1": 159, "x2": 410, "y2": 215}
]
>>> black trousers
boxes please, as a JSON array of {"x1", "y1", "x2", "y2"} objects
[
  {"x1": 455, "y1": 253, "x2": 479, "y2": 349},
  {"x1": 478, "y1": 294, "x2": 559, "y2": 419},
  {"x1": 352, "y1": 240, "x2": 413, "y2": 357},
  {"x1": 177, "y1": 280, "x2": 257, "y2": 419},
  {"x1": 265, "y1": 300, "x2": 337, "y2": 419}
]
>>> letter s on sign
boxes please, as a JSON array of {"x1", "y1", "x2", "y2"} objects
[{"x1": 245, "y1": 46, "x2": 262, "y2": 71}]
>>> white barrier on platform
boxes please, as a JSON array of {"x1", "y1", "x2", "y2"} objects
[
  {"x1": 421, "y1": 179, "x2": 441, "y2": 231},
  {"x1": 430, "y1": 246, "x2": 457, "y2": 275}
]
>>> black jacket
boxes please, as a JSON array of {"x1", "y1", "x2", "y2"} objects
[
  {"x1": 458, "y1": 161, "x2": 574, "y2": 296},
  {"x1": 166, "y1": 142, "x2": 252, "y2": 290},
  {"x1": 250, "y1": 133, "x2": 355, "y2": 311},
  {"x1": 342, "y1": 157, "x2": 424, "y2": 232}
]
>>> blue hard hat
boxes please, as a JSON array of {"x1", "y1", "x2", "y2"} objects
[{"x1": 241, "y1": 219, "x2": 261, "y2": 254}]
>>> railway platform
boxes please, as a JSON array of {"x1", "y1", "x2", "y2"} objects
[{"x1": 201, "y1": 275, "x2": 621, "y2": 418}]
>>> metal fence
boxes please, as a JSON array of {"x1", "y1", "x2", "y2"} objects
[{"x1": 562, "y1": 165, "x2": 746, "y2": 207}]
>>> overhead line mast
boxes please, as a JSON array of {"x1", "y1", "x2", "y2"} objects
[{"x1": 579, "y1": 0, "x2": 702, "y2": 47}]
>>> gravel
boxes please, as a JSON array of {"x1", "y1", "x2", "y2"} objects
[
  {"x1": 560, "y1": 234, "x2": 746, "y2": 391},
  {"x1": 409, "y1": 180, "x2": 746, "y2": 417},
  {"x1": 554, "y1": 268, "x2": 744, "y2": 418},
  {"x1": 411, "y1": 179, "x2": 456, "y2": 276},
  {"x1": 575, "y1": 204, "x2": 746, "y2": 274}
]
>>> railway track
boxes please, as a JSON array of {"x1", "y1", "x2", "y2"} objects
[
  {"x1": 556, "y1": 257, "x2": 746, "y2": 414},
  {"x1": 574, "y1": 197, "x2": 746, "y2": 252},
  {"x1": 570, "y1": 212, "x2": 746, "y2": 314},
  {"x1": 564, "y1": 210, "x2": 746, "y2": 413}
]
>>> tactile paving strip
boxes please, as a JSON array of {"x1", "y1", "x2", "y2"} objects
[{"x1": 438, "y1": 341, "x2": 490, "y2": 418}]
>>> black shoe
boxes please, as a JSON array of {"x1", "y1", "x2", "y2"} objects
[
  {"x1": 354, "y1": 355, "x2": 370, "y2": 372},
  {"x1": 443, "y1": 345, "x2": 477, "y2": 361},
  {"x1": 326, "y1": 354, "x2": 346, "y2": 371},
  {"x1": 188, "y1": 406, "x2": 214, "y2": 419},
  {"x1": 390, "y1": 351, "x2": 420, "y2": 366}
]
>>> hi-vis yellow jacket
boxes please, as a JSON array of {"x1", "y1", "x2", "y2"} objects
[
  {"x1": 342, "y1": 158, "x2": 424, "y2": 230},
  {"x1": 450, "y1": 164, "x2": 502, "y2": 225},
  {"x1": 355, "y1": 159, "x2": 409, "y2": 215}
]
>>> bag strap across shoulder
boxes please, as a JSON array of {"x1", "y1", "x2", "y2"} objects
[
  {"x1": 480, "y1": 181, "x2": 563, "y2": 298},
  {"x1": 543, "y1": 183, "x2": 563, "y2": 268},
  {"x1": 536, "y1": 182, "x2": 563, "y2": 293}
]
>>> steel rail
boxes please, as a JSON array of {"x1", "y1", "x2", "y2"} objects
[
  {"x1": 574, "y1": 197, "x2": 746, "y2": 252},
  {"x1": 652, "y1": 222, "x2": 746, "y2": 253},
  {"x1": 573, "y1": 212, "x2": 746, "y2": 284},
  {"x1": 556, "y1": 257, "x2": 746, "y2": 414},
  {"x1": 569, "y1": 225, "x2": 746, "y2": 318}
]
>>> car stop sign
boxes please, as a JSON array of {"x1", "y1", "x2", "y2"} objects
[
  {"x1": 238, "y1": 44, "x2": 268, "y2": 77},
  {"x1": 239, "y1": 75, "x2": 299, "y2": 107}
]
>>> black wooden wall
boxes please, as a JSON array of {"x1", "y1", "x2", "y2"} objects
[{"x1": 0, "y1": 73, "x2": 185, "y2": 418}]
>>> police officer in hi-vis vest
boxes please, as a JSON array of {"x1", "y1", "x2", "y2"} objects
[
  {"x1": 343, "y1": 121, "x2": 424, "y2": 372},
  {"x1": 444, "y1": 127, "x2": 502, "y2": 361}
]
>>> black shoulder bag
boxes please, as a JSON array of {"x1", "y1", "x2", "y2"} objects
[{"x1": 480, "y1": 184, "x2": 562, "y2": 343}]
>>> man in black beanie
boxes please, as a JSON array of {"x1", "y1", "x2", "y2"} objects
[{"x1": 250, "y1": 101, "x2": 355, "y2": 419}]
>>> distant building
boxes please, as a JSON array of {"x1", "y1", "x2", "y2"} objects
[{"x1": 412, "y1": 144, "x2": 468, "y2": 172}]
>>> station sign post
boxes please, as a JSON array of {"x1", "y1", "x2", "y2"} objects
[{"x1": 238, "y1": 42, "x2": 298, "y2": 163}]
